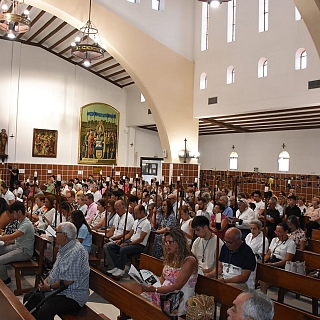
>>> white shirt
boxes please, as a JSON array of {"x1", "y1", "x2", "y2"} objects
[
  {"x1": 13, "y1": 187, "x2": 23, "y2": 199},
  {"x1": 252, "y1": 200, "x2": 265, "y2": 215},
  {"x1": 196, "y1": 210, "x2": 212, "y2": 221},
  {"x1": 92, "y1": 191, "x2": 102, "y2": 203},
  {"x1": 180, "y1": 218, "x2": 193, "y2": 245},
  {"x1": 245, "y1": 232, "x2": 269, "y2": 260},
  {"x1": 2, "y1": 190, "x2": 15, "y2": 204},
  {"x1": 191, "y1": 235, "x2": 223, "y2": 270},
  {"x1": 112, "y1": 213, "x2": 134, "y2": 237},
  {"x1": 268, "y1": 237, "x2": 296, "y2": 260},
  {"x1": 235, "y1": 207, "x2": 257, "y2": 229},
  {"x1": 130, "y1": 217, "x2": 151, "y2": 246}
]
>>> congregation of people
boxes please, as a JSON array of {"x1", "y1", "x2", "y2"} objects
[{"x1": 2, "y1": 171, "x2": 318, "y2": 319}]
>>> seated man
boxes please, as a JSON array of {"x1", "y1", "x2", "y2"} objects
[
  {"x1": 0, "y1": 182, "x2": 15, "y2": 205},
  {"x1": 227, "y1": 289, "x2": 274, "y2": 320},
  {"x1": 103, "y1": 200, "x2": 134, "y2": 271},
  {"x1": 24, "y1": 222, "x2": 90, "y2": 320},
  {"x1": 258, "y1": 197, "x2": 280, "y2": 238},
  {"x1": 107, "y1": 204, "x2": 151, "y2": 277},
  {"x1": 218, "y1": 228, "x2": 256, "y2": 290},
  {"x1": 191, "y1": 216, "x2": 223, "y2": 277},
  {"x1": 0, "y1": 201, "x2": 34, "y2": 284},
  {"x1": 196, "y1": 197, "x2": 212, "y2": 221}
]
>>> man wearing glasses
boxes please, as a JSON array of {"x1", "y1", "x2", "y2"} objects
[{"x1": 217, "y1": 228, "x2": 256, "y2": 290}]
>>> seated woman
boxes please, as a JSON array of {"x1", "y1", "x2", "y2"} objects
[
  {"x1": 245, "y1": 220, "x2": 268, "y2": 262},
  {"x1": 264, "y1": 222, "x2": 296, "y2": 269},
  {"x1": 88, "y1": 199, "x2": 106, "y2": 229},
  {"x1": 60, "y1": 201, "x2": 74, "y2": 223},
  {"x1": 305, "y1": 197, "x2": 320, "y2": 238},
  {"x1": 141, "y1": 228, "x2": 198, "y2": 317},
  {"x1": 210, "y1": 203, "x2": 228, "y2": 240},
  {"x1": 152, "y1": 199, "x2": 177, "y2": 259},
  {"x1": 179, "y1": 205, "x2": 193, "y2": 247},
  {"x1": 77, "y1": 194, "x2": 87, "y2": 215},
  {"x1": 71, "y1": 210, "x2": 92, "y2": 254},
  {"x1": 287, "y1": 215, "x2": 307, "y2": 250},
  {"x1": 34, "y1": 195, "x2": 56, "y2": 230}
]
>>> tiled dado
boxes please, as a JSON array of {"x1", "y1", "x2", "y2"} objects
[
  {"x1": 0, "y1": 163, "x2": 141, "y2": 185},
  {"x1": 200, "y1": 169, "x2": 320, "y2": 202},
  {"x1": 0, "y1": 162, "x2": 200, "y2": 189}
]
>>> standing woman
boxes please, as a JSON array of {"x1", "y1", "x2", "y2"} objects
[
  {"x1": 287, "y1": 215, "x2": 307, "y2": 250},
  {"x1": 71, "y1": 210, "x2": 92, "y2": 254},
  {"x1": 152, "y1": 199, "x2": 177, "y2": 259},
  {"x1": 179, "y1": 205, "x2": 194, "y2": 247}
]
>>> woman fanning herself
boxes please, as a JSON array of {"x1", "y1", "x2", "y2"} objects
[
  {"x1": 287, "y1": 215, "x2": 307, "y2": 250},
  {"x1": 179, "y1": 205, "x2": 194, "y2": 247},
  {"x1": 264, "y1": 222, "x2": 296, "y2": 268},
  {"x1": 141, "y1": 229, "x2": 198, "y2": 316},
  {"x1": 71, "y1": 210, "x2": 92, "y2": 254}
]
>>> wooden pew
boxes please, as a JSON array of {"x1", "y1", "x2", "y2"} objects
[
  {"x1": 311, "y1": 229, "x2": 320, "y2": 240},
  {"x1": 256, "y1": 263, "x2": 320, "y2": 316},
  {"x1": 0, "y1": 279, "x2": 35, "y2": 320},
  {"x1": 140, "y1": 253, "x2": 320, "y2": 320},
  {"x1": 89, "y1": 231, "x2": 105, "y2": 270},
  {"x1": 11, "y1": 234, "x2": 48, "y2": 295},
  {"x1": 294, "y1": 249, "x2": 320, "y2": 270},
  {"x1": 306, "y1": 239, "x2": 320, "y2": 254}
]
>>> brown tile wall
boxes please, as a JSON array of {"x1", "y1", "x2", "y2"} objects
[{"x1": 200, "y1": 170, "x2": 320, "y2": 203}]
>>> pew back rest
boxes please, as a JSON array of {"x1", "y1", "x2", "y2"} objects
[
  {"x1": 293, "y1": 249, "x2": 320, "y2": 270},
  {"x1": 311, "y1": 229, "x2": 320, "y2": 240},
  {"x1": 305, "y1": 239, "x2": 320, "y2": 254},
  {"x1": 91, "y1": 231, "x2": 105, "y2": 258}
]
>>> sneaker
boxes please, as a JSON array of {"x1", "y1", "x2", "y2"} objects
[
  {"x1": 3, "y1": 277, "x2": 11, "y2": 285},
  {"x1": 107, "y1": 267, "x2": 118, "y2": 274},
  {"x1": 112, "y1": 269, "x2": 125, "y2": 277}
]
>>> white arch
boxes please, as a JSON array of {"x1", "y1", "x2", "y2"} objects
[
  {"x1": 200, "y1": 72, "x2": 207, "y2": 90},
  {"x1": 258, "y1": 57, "x2": 267, "y2": 78},
  {"x1": 278, "y1": 151, "x2": 290, "y2": 172},
  {"x1": 226, "y1": 66, "x2": 235, "y2": 84},
  {"x1": 295, "y1": 48, "x2": 307, "y2": 70}
]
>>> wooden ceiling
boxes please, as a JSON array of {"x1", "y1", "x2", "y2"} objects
[
  {"x1": 139, "y1": 105, "x2": 320, "y2": 135},
  {"x1": 0, "y1": 4, "x2": 134, "y2": 88}
]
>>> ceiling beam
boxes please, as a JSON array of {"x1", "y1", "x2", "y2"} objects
[
  {"x1": 38, "y1": 21, "x2": 67, "y2": 45},
  {"x1": 201, "y1": 118, "x2": 249, "y2": 133},
  {"x1": 27, "y1": 16, "x2": 57, "y2": 42},
  {"x1": 48, "y1": 28, "x2": 78, "y2": 50}
]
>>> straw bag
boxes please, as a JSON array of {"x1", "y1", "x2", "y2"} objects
[{"x1": 186, "y1": 295, "x2": 215, "y2": 320}]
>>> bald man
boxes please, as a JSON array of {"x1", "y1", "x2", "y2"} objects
[
  {"x1": 227, "y1": 290, "x2": 274, "y2": 320},
  {"x1": 218, "y1": 228, "x2": 256, "y2": 290}
]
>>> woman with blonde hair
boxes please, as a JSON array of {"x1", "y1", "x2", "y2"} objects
[{"x1": 141, "y1": 228, "x2": 198, "y2": 316}]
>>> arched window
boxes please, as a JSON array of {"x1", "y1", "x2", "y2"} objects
[
  {"x1": 278, "y1": 151, "x2": 290, "y2": 172},
  {"x1": 229, "y1": 152, "x2": 238, "y2": 170},
  {"x1": 152, "y1": 0, "x2": 164, "y2": 11},
  {"x1": 295, "y1": 48, "x2": 307, "y2": 70},
  {"x1": 141, "y1": 93, "x2": 145, "y2": 102},
  {"x1": 200, "y1": 72, "x2": 207, "y2": 90},
  {"x1": 226, "y1": 66, "x2": 235, "y2": 84},
  {"x1": 258, "y1": 58, "x2": 268, "y2": 78}
]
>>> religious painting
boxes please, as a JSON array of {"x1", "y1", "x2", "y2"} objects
[
  {"x1": 32, "y1": 129, "x2": 58, "y2": 158},
  {"x1": 78, "y1": 103, "x2": 119, "y2": 165}
]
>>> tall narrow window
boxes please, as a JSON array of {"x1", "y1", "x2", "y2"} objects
[
  {"x1": 295, "y1": 48, "x2": 307, "y2": 70},
  {"x1": 230, "y1": 152, "x2": 238, "y2": 170},
  {"x1": 226, "y1": 66, "x2": 235, "y2": 84},
  {"x1": 259, "y1": 0, "x2": 268, "y2": 32},
  {"x1": 278, "y1": 151, "x2": 290, "y2": 172},
  {"x1": 141, "y1": 93, "x2": 145, "y2": 102},
  {"x1": 295, "y1": 7, "x2": 302, "y2": 21},
  {"x1": 127, "y1": 0, "x2": 139, "y2": 3},
  {"x1": 201, "y1": 3, "x2": 209, "y2": 51},
  {"x1": 200, "y1": 73, "x2": 207, "y2": 90},
  {"x1": 227, "y1": 0, "x2": 236, "y2": 42},
  {"x1": 258, "y1": 58, "x2": 268, "y2": 78}
]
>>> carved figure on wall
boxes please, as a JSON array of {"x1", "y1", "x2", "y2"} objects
[{"x1": 0, "y1": 129, "x2": 8, "y2": 155}]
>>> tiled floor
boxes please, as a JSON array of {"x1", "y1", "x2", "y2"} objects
[{"x1": 6, "y1": 265, "x2": 318, "y2": 319}]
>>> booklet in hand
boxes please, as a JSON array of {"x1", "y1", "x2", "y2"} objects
[{"x1": 128, "y1": 265, "x2": 161, "y2": 287}]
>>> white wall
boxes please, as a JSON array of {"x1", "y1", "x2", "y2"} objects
[
  {"x1": 0, "y1": 40, "x2": 131, "y2": 165},
  {"x1": 95, "y1": 0, "x2": 195, "y2": 61},
  {"x1": 199, "y1": 129, "x2": 320, "y2": 174},
  {"x1": 193, "y1": 0, "x2": 320, "y2": 118}
]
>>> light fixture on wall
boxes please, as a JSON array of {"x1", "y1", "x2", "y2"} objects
[
  {"x1": 71, "y1": 0, "x2": 106, "y2": 67},
  {"x1": 0, "y1": 0, "x2": 31, "y2": 39},
  {"x1": 198, "y1": 0, "x2": 231, "y2": 8},
  {"x1": 178, "y1": 138, "x2": 199, "y2": 163}
]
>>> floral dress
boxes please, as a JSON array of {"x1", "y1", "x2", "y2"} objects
[
  {"x1": 142, "y1": 256, "x2": 198, "y2": 316},
  {"x1": 288, "y1": 228, "x2": 307, "y2": 249},
  {"x1": 152, "y1": 213, "x2": 177, "y2": 259}
]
